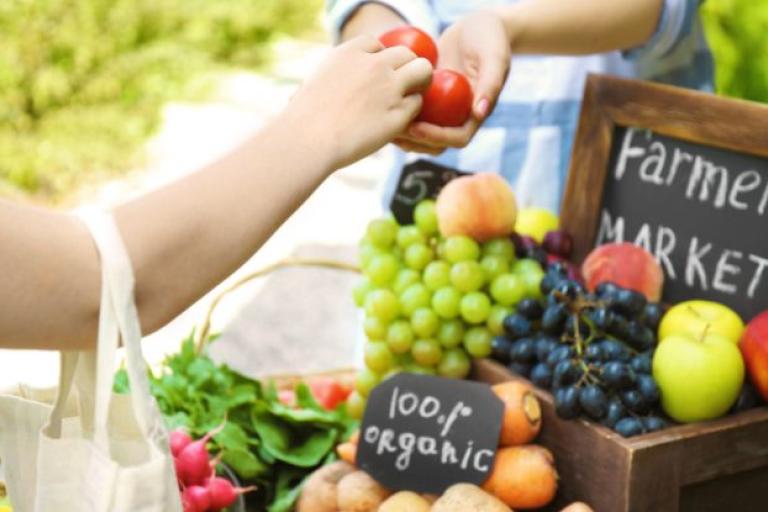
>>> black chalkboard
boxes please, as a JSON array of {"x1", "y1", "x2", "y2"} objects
[
  {"x1": 389, "y1": 159, "x2": 469, "y2": 225},
  {"x1": 356, "y1": 373, "x2": 503, "y2": 494},
  {"x1": 596, "y1": 126, "x2": 768, "y2": 319}
]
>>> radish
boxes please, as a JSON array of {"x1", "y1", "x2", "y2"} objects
[
  {"x1": 174, "y1": 456, "x2": 188, "y2": 485},
  {"x1": 181, "y1": 494, "x2": 195, "y2": 512},
  {"x1": 170, "y1": 429, "x2": 193, "y2": 457},
  {"x1": 176, "y1": 423, "x2": 225, "y2": 486},
  {"x1": 182, "y1": 485, "x2": 212, "y2": 512},
  {"x1": 206, "y1": 476, "x2": 256, "y2": 509}
]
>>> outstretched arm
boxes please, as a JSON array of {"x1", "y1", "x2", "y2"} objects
[{"x1": 0, "y1": 36, "x2": 432, "y2": 350}]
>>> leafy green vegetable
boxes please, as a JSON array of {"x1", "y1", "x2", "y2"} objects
[
  {"x1": 115, "y1": 332, "x2": 356, "y2": 510},
  {"x1": 267, "y1": 467, "x2": 309, "y2": 512}
]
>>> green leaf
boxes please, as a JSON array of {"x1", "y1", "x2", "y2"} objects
[
  {"x1": 112, "y1": 368, "x2": 130, "y2": 394},
  {"x1": 222, "y1": 447, "x2": 268, "y2": 480},
  {"x1": 252, "y1": 408, "x2": 337, "y2": 467},
  {"x1": 268, "y1": 468, "x2": 309, "y2": 512},
  {"x1": 213, "y1": 422, "x2": 251, "y2": 454},
  {"x1": 267, "y1": 400, "x2": 341, "y2": 425},
  {"x1": 163, "y1": 411, "x2": 190, "y2": 431}
]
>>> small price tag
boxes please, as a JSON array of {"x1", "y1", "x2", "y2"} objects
[
  {"x1": 389, "y1": 159, "x2": 470, "y2": 225},
  {"x1": 356, "y1": 373, "x2": 503, "y2": 494}
]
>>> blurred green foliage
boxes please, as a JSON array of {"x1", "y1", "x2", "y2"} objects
[
  {"x1": 0, "y1": 0, "x2": 321, "y2": 200},
  {"x1": 702, "y1": 0, "x2": 768, "y2": 103}
]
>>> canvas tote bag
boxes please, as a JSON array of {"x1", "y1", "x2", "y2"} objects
[{"x1": 0, "y1": 209, "x2": 181, "y2": 511}]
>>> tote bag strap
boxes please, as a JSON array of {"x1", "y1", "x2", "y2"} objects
[
  {"x1": 44, "y1": 223, "x2": 121, "y2": 440},
  {"x1": 44, "y1": 351, "x2": 83, "y2": 438},
  {"x1": 77, "y1": 208, "x2": 166, "y2": 447}
]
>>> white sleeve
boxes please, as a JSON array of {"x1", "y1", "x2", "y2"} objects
[{"x1": 324, "y1": 0, "x2": 439, "y2": 44}]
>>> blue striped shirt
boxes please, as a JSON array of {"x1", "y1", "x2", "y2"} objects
[{"x1": 326, "y1": 0, "x2": 714, "y2": 213}]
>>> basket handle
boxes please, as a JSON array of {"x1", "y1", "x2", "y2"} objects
[{"x1": 194, "y1": 258, "x2": 360, "y2": 354}]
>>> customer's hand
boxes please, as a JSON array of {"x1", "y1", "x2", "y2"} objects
[
  {"x1": 395, "y1": 10, "x2": 511, "y2": 155},
  {"x1": 283, "y1": 35, "x2": 433, "y2": 170}
]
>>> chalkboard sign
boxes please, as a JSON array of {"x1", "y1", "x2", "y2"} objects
[
  {"x1": 356, "y1": 373, "x2": 503, "y2": 494},
  {"x1": 389, "y1": 159, "x2": 469, "y2": 225},
  {"x1": 561, "y1": 75, "x2": 768, "y2": 321}
]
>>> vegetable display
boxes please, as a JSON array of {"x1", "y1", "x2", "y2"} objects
[{"x1": 115, "y1": 335, "x2": 357, "y2": 511}]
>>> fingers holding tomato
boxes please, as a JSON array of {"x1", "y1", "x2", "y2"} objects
[
  {"x1": 417, "y1": 69, "x2": 473, "y2": 127},
  {"x1": 379, "y1": 25, "x2": 477, "y2": 152}
]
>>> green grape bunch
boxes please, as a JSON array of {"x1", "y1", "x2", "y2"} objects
[{"x1": 348, "y1": 199, "x2": 546, "y2": 416}]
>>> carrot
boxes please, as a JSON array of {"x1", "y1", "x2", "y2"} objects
[
  {"x1": 349, "y1": 430, "x2": 360, "y2": 445},
  {"x1": 482, "y1": 445, "x2": 558, "y2": 509},
  {"x1": 336, "y1": 441, "x2": 357, "y2": 465},
  {"x1": 492, "y1": 381, "x2": 542, "y2": 446}
]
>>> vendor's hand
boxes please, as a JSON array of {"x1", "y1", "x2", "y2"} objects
[
  {"x1": 395, "y1": 10, "x2": 511, "y2": 154},
  {"x1": 283, "y1": 35, "x2": 432, "y2": 170}
]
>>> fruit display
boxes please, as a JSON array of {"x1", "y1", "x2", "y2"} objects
[
  {"x1": 491, "y1": 261, "x2": 670, "y2": 437},
  {"x1": 378, "y1": 27, "x2": 473, "y2": 127},
  {"x1": 350, "y1": 177, "x2": 551, "y2": 415},
  {"x1": 489, "y1": 238, "x2": 766, "y2": 436}
]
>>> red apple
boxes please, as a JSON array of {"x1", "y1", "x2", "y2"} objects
[
  {"x1": 582, "y1": 242, "x2": 664, "y2": 301},
  {"x1": 436, "y1": 173, "x2": 517, "y2": 241},
  {"x1": 740, "y1": 311, "x2": 768, "y2": 402}
]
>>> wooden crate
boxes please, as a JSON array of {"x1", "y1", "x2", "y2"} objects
[{"x1": 473, "y1": 359, "x2": 768, "y2": 512}]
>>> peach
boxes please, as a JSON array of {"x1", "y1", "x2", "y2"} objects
[
  {"x1": 436, "y1": 173, "x2": 517, "y2": 242},
  {"x1": 582, "y1": 243, "x2": 664, "y2": 301}
]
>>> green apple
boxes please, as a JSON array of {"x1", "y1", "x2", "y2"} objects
[
  {"x1": 653, "y1": 331, "x2": 744, "y2": 422},
  {"x1": 658, "y1": 300, "x2": 744, "y2": 344},
  {"x1": 514, "y1": 207, "x2": 559, "y2": 243}
]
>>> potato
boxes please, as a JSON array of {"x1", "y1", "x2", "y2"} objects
[
  {"x1": 337, "y1": 470, "x2": 391, "y2": 512},
  {"x1": 421, "y1": 493, "x2": 440, "y2": 504},
  {"x1": 431, "y1": 483, "x2": 511, "y2": 512},
  {"x1": 378, "y1": 491, "x2": 431, "y2": 512},
  {"x1": 561, "y1": 502, "x2": 595, "y2": 512},
  {"x1": 296, "y1": 461, "x2": 355, "y2": 512}
]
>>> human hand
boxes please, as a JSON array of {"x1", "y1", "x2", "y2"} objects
[
  {"x1": 394, "y1": 10, "x2": 511, "y2": 155},
  {"x1": 282, "y1": 35, "x2": 432, "y2": 170}
]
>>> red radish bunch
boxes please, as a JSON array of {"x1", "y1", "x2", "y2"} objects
[{"x1": 171, "y1": 426, "x2": 256, "y2": 512}]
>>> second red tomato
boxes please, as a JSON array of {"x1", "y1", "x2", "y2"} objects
[{"x1": 417, "y1": 69, "x2": 474, "y2": 127}]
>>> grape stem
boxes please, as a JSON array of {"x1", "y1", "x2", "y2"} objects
[{"x1": 572, "y1": 313, "x2": 585, "y2": 356}]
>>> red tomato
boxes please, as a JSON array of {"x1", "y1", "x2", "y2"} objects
[
  {"x1": 310, "y1": 377, "x2": 352, "y2": 410},
  {"x1": 379, "y1": 26, "x2": 438, "y2": 67},
  {"x1": 417, "y1": 69, "x2": 473, "y2": 127}
]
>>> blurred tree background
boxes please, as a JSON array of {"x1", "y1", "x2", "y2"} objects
[
  {"x1": 0, "y1": 0, "x2": 322, "y2": 200},
  {"x1": 702, "y1": 0, "x2": 768, "y2": 102},
  {"x1": 0, "y1": 0, "x2": 765, "y2": 201}
]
